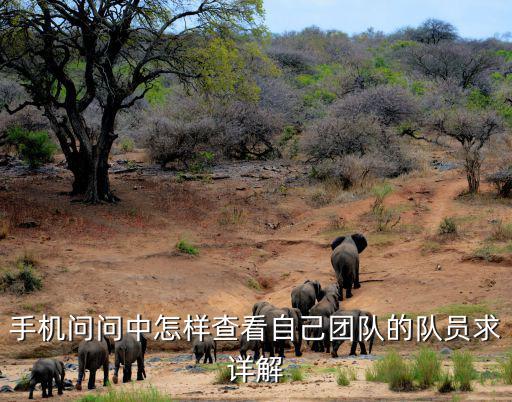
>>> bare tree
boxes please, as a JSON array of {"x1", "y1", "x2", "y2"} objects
[
  {"x1": 0, "y1": 0, "x2": 263, "y2": 202},
  {"x1": 411, "y1": 19, "x2": 458, "y2": 44}
]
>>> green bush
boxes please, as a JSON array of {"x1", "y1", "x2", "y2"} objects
[
  {"x1": 366, "y1": 351, "x2": 414, "y2": 391},
  {"x1": 413, "y1": 347, "x2": 441, "y2": 389},
  {"x1": 77, "y1": 386, "x2": 172, "y2": 402},
  {"x1": 437, "y1": 370, "x2": 455, "y2": 393},
  {"x1": 499, "y1": 351, "x2": 512, "y2": 384},
  {"x1": 7, "y1": 127, "x2": 57, "y2": 168},
  {"x1": 438, "y1": 217, "x2": 457, "y2": 235},
  {"x1": 214, "y1": 364, "x2": 239, "y2": 384},
  {"x1": 452, "y1": 350, "x2": 476, "y2": 391},
  {"x1": 1, "y1": 258, "x2": 42, "y2": 295},
  {"x1": 119, "y1": 137, "x2": 135, "y2": 153},
  {"x1": 175, "y1": 239, "x2": 199, "y2": 256},
  {"x1": 288, "y1": 366, "x2": 304, "y2": 382}
]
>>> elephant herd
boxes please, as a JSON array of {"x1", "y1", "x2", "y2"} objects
[
  {"x1": 238, "y1": 233, "x2": 374, "y2": 360},
  {"x1": 25, "y1": 233, "x2": 370, "y2": 398},
  {"x1": 27, "y1": 333, "x2": 146, "y2": 399}
]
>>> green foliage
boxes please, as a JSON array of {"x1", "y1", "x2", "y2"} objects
[
  {"x1": 189, "y1": 151, "x2": 216, "y2": 174},
  {"x1": 288, "y1": 366, "x2": 305, "y2": 382},
  {"x1": 6, "y1": 127, "x2": 57, "y2": 168},
  {"x1": 77, "y1": 386, "x2": 173, "y2": 402},
  {"x1": 119, "y1": 137, "x2": 135, "y2": 153},
  {"x1": 214, "y1": 364, "x2": 239, "y2": 384},
  {"x1": 437, "y1": 370, "x2": 455, "y2": 393},
  {"x1": 371, "y1": 183, "x2": 399, "y2": 231},
  {"x1": 411, "y1": 81, "x2": 426, "y2": 95},
  {"x1": 247, "y1": 277, "x2": 261, "y2": 291},
  {"x1": 366, "y1": 351, "x2": 414, "y2": 391},
  {"x1": 336, "y1": 367, "x2": 357, "y2": 386},
  {"x1": 438, "y1": 217, "x2": 457, "y2": 235},
  {"x1": 467, "y1": 89, "x2": 492, "y2": 109},
  {"x1": 452, "y1": 350, "x2": 476, "y2": 391},
  {"x1": 1, "y1": 257, "x2": 42, "y2": 295},
  {"x1": 175, "y1": 239, "x2": 199, "y2": 256},
  {"x1": 490, "y1": 220, "x2": 512, "y2": 241},
  {"x1": 144, "y1": 78, "x2": 172, "y2": 106},
  {"x1": 304, "y1": 88, "x2": 336, "y2": 106},
  {"x1": 499, "y1": 351, "x2": 512, "y2": 384},
  {"x1": 412, "y1": 347, "x2": 441, "y2": 389}
]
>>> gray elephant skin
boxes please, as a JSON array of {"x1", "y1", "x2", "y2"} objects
[
  {"x1": 28, "y1": 358, "x2": 65, "y2": 399},
  {"x1": 331, "y1": 234, "x2": 368, "y2": 299},
  {"x1": 76, "y1": 336, "x2": 112, "y2": 390},
  {"x1": 239, "y1": 332, "x2": 262, "y2": 360},
  {"x1": 263, "y1": 307, "x2": 303, "y2": 358},
  {"x1": 308, "y1": 283, "x2": 340, "y2": 352},
  {"x1": 291, "y1": 280, "x2": 324, "y2": 316},
  {"x1": 192, "y1": 335, "x2": 217, "y2": 364},
  {"x1": 112, "y1": 334, "x2": 147, "y2": 383},
  {"x1": 329, "y1": 309, "x2": 376, "y2": 358}
]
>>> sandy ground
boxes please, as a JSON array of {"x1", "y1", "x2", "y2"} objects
[{"x1": 1, "y1": 150, "x2": 512, "y2": 400}]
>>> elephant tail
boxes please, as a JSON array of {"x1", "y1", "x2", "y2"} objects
[{"x1": 214, "y1": 341, "x2": 217, "y2": 362}]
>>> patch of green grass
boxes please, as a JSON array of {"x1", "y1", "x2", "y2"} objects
[
  {"x1": 247, "y1": 277, "x2": 261, "y2": 291},
  {"x1": 175, "y1": 239, "x2": 199, "y2": 256},
  {"x1": 421, "y1": 240, "x2": 442, "y2": 255},
  {"x1": 218, "y1": 206, "x2": 246, "y2": 226},
  {"x1": 435, "y1": 303, "x2": 491, "y2": 317},
  {"x1": 452, "y1": 350, "x2": 476, "y2": 391},
  {"x1": 21, "y1": 302, "x2": 47, "y2": 313},
  {"x1": 288, "y1": 366, "x2": 305, "y2": 382},
  {"x1": 366, "y1": 351, "x2": 414, "y2": 391},
  {"x1": 490, "y1": 220, "x2": 512, "y2": 241},
  {"x1": 437, "y1": 370, "x2": 455, "y2": 393},
  {"x1": 119, "y1": 137, "x2": 135, "y2": 153},
  {"x1": 336, "y1": 367, "x2": 357, "y2": 386},
  {"x1": 214, "y1": 364, "x2": 239, "y2": 384},
  {"x1": 438, "y1": 217, "x2": 457, "y2": 235},
  {"x1": 77, "y1": 386, "x2": 172, "y2": 402},
  {"x1": 499, "y1": 351, "x2": 512, "y2": 384},
  {"x1": 473, "y1": 242, "x2": 512, "y2": 260},
  {"x1": 413, "y1": 347, "x2": 441, "y2": 389},
  {"x1": 1, "y1": 258, "x2": 43, "y2": 295}
]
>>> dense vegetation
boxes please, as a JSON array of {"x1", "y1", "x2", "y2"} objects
[{"x1": 2, "y1": 14, "x2": 512, "y2": 198}]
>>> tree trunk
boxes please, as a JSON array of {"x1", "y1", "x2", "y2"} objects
[
  {"x1": 465, "y1": 154, "x2": 481, "y2": 194},
  {"x1": 83, "y1": 142, "x2": 117, "y2": 204}
]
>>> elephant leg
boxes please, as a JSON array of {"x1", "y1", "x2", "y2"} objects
[
  {"x1": 354, "y1": 263, "x2": 361, "y2": 289},
  {"x1": 76, "y1": 359, "x2": 85, "y2": 390},
  {"x1": 54, "y1": 372, "x2": 63, "y2": 395},
  {"x1": 359, "y1": 341, "x2": 368, "y2": 355},
  {"x1": 240, "y1": 349, "x2": 246, "y2": 359},
  {"x1": 28, "y1": 378, "x2": 36, "y2": 400},
  {"x1": 123, "y1": 363, "x2": 132, "y2": 383},
  {"x1": 345, "y1": 278, "x2": 353, "y2": 299},
  {"x1": 103, "y1": 360, "x2": 109, "y2": 386},
  {"x1": 42, "y1": 382, "x2": 48, "y2": 398},
  {"x1": 331, "y1": 340, "x2": 343, "y2": 358},
  {"x1": 318, "y1": 341, "x2": 324, "y2": 353},
  {"x1": 208, "y1": 350, "x2": 213, "y2": 364},
  {"x1": 254, "y1": 348, "x2": 261, "y2": 361},
  {"x1": 349, "y1": 341, "x2": 358, "y2": 356},
  {"x1": 88, "y1": 369, "x2": 97, "y2": 390},
  {"x1": 324, "y1": 338, "x2": 330, "y2": 354},
  {"x1": 137, "y1": 356, "x2": 145, "y2": 380},
  {"x1": 47, "y1": 378, "x2": 53, "y2": 397},
  {"x1": 113, "y1": 354, "x2": 120, "y2": 384}
]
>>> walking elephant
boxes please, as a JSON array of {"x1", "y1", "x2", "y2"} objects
[
  {"x1": 76, "y1": 336, "x2": 112, "y2": 390},
  {"x1": 331, "y1": 234, "x2": 368, "y2": 299},
  {"x1": 192, "y1": 335, "x2": 217, "y2": 364},
  {"x1": 308, "y1": 283, "x2": 340, "y2": 352},
  {"x1": 330, "y1": 309, "x2": 376, "y2": 358},
  {"x1": 291, "y1": 280, "x2": 324, "y2": 316},
  {"x1": 28, "y1": 358, "x2": 65, "y2": 399},
  {"x1": 112, "y1": 334, "x2": 147, "y2": 384},
  {"x1": 263, "y1": 307, "x2": 303, "y2": 358}
]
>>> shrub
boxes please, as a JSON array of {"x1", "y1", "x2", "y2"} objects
[
  {"x1": 371, "y1": 183, "x2": 400, "y2": 231},
  {"x1": 437, "y1": 370, "x2": 455, "y2": 393},
  {"x1": 366, "y1": 351, "x2": 414, "y2": 391},
  {"x1": 487, "y1": 168, "x2": 512, "y2": 197},
  {"x1": 6, "y1": 127, "x2": 57, "y2": 168},
  {"x1": 77, "y1": 386, "x2": 172, "y2": 402},
  {"x1": 214, "y1": 365, "x2": 239, "y2": 384},
  {"x1": 499, "y1": 351, "x2": 512, "y2": 385},
  {"x1": 119, "y1": 137, "x2": 135, "y2": 153},
  {"x1": 247, "y1": 277, "x2": 261, "y2": 291},
  {"x1": 0, "y1": 258, "x2": 42, "y2": 295},
  {"x1": 413, "y1": 347, "x2": 441, "y2": 389},
  {"x1": 438, "y1": 217, "x2": 457, "y2": 235},
  {"x1": 175, "y1": 239, "x2": 199, "y2": 256},
  {"x1": 452, "y1": 350, "x2": 476, "y2": 391}
]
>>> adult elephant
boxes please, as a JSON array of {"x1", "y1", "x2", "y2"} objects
[
  {"x1": 263, "y1": 307, "x2": 303, "y2": 358},
  {"x1": 291, "y1": 280, "x2": 324, "y2": 316},
  {"x1": 76, "y1": 336, "x2": 113, "y2": 391},
  {"x1": 308, "y1": 284, "x2": 340, "y2": 352},
  {"x1": 331, "y1": 234, "x2": 368, "y2": 300},
  {"x1": 112, "y1": 334, "x2": 147, "y2": 384},
  {"x1": 252, "y1": 301, "x2": 275, "y2": 316}
]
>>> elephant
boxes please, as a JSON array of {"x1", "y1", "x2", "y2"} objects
[
  {"x1": 28, "y1": 358, "x2": 65, "y2": 399},
  {"x1": 239, "y1": 332, "x2": 262, "y2": 361},
  {"x1": 329, "y1": 309, "x2": 376, "y2": 358},
  {"x1": 291, "y1": 280, "x2": 324, "y2": 316},
  {"x1": 76, "y1": 336, "x2": 112, "y2": 391},
  {"x1": 252, "y1": 301, "x2": 275, "y2": 316},
  {"x1": 192, "y1": 334, "x2": 217, "y2": 364},
  {"x1": 112, "y1": 334, "x2": 147, "y2": 384},
  {"x1": 308, "y1": 284, "x2": 341, "y2": 352},
  {"x1": 331, "y1": 234, "x2": 368, "y2": 300},
  {"x1": 263, "y1": 307, "x2": 303, "y2": 358}
]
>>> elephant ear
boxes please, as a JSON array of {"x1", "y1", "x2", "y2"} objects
[
  {"x1": 331, "y1": 236, "x2": 346, "y2": 250},
  {"x1": 351, "y1": 233, "x2": 368, "y2": 253},
  {"x1": 312, "y1": 281, "x2": 323, "y2": 301}
]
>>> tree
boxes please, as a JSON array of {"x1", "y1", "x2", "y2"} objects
[
  {"x1": 0, "y1": 0, "x2": 264, "y2": 202},
  {"x1": 411, "y1": 19, "x2": 457, "y2": 44}
]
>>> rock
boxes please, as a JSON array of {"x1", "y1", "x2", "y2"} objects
[
  {"x1": 0, "y1": 385, "x2": 14, "y2": 393},
  {"x1": 220, "y1": 385, "x2": 238, "y2": 391},
  {"x1": 147, "y1": 357, "x2": 162, "y2": 363},
  {"x1": 18, "y1": 221, "x2": 39, "y2": 229},
  {"x1": 440, "y1": 347, "x2": 452, "y2": 355},
  {"x1": 62, "y1": 379, "x2": 74, "y2": 390},
  {"x1": 436, "y1": 264, "x2": 442, "y2": 271},
  {"x1": 64, "y1": 363, "x2": 78, "y2": 371}
]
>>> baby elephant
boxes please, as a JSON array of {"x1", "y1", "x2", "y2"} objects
[
  {"x1": 28, "y1": 358, "x2": 65, "y2": 399},
  {"x1": 239, "y1": 332, "x2": 262, "y2": 360},
  {"x1": 192, "y1": 335, "x2": 217, "y2": 364},
  {"x1": 112, "y1": 333, "x2": 147, "y2": 384}
]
